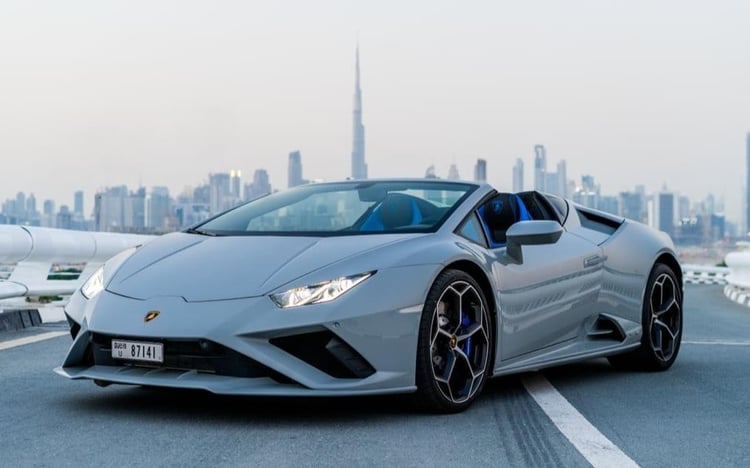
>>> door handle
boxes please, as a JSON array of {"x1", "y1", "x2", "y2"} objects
[{"x1": 584, "y1": 255, "x2": 606, "y2": 267}]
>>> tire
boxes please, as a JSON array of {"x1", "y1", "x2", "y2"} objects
[
  {"x1": 608, "y1": 263, "x2": 683, "y2": 371},
  {"x1": 414, "y1": 269, "x2": 494, "y2": 413}
]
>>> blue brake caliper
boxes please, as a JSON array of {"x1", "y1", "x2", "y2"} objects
[{"x1": 460, "y1": 312, "x2": 472, "y2": 359}]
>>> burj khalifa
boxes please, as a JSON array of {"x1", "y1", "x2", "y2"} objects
[{"x1": 351, "y1": 45, "x2": 367, "y2": 180}]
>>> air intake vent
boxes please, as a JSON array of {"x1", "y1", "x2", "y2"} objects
[
  {"x1": 588, "y1": 315, "x2": 626, "y2": 342},
  {"x1": 271, "y1": 330, "x2": 375, "y2": 379}
]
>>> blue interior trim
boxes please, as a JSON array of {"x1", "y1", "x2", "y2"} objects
[
  {"x1": 476, "y1": 195, "x2": 532, "y2": 248},
  {"x1": 360, "y1": 199, "x2": 423, "y2": 231}
]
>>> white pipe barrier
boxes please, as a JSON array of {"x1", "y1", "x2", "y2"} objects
[
  {"x1": 0, "y1": 225, "x2": 152, "y2": 300},
  {"x1": 723, "y1": 248, "x2": 750, "y2": 307},
  {"x1": 0, "y1": 224, "x2": 737, "y2": 304}
]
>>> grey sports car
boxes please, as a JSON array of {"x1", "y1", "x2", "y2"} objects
[{"x1": 56, "y1": 179, "x2": 682, "y2": 412}]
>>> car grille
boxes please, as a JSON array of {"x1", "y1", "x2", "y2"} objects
[{"x1": 88, "y1": 333, "x2": 292, "y2": 382}]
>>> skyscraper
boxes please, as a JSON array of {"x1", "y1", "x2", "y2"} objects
[
  {"x1": 657, "y1": 191, "x2": 675, "y2": 238},
  {"x1": 288, "y1": 151, "x2": 304, "y2": 188},
  {"x1": 230, "y1": 170, "x2": 242, "y2": 199},
  {"x1": 246, "y1": 169, "x2": 272, "y2": 200},
  {"x1": 351, "y1": 45, "x2": 367, "y2": 180},
  {"x1": 534, "y1": 145, "x2": 546, "y2": 192},
  {"x1": 746, "y1": 133, "x2": 750, "y2": 235},
  {"x1": 474, "y1": 159, "x2": 487, "y2": 183},
  {"x1": 447, "y1": 163, "x2": 460, "y2": 180},
  {"x1": 512, "y1": 158, "x2": 524, "y2": 192},
  {"x1": 147, "y1": 186, "x2": 170, "y2": 231},
  {"x1": 74, "y1": 190, "x2": 84, "y2": 216},
  {"x1": 208, "y1": 173, "x2": 231, "y2": 214},
  {"x1": 556, "y1": 160, "x2": 568, "y2": 198}
]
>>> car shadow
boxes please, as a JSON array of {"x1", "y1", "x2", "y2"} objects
[
  {"x1": 58, "y1": 374, "x2": 531, "y2": 424},
  {"x1": 57, "y1": 359, "x2": 646, "y2": 424}
]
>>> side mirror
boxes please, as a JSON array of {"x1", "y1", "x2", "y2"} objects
[{"x1": 506, "y1": 220, "x2": 563, "y2": 264}]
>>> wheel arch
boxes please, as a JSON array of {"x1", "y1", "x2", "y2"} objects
[
  {"x1": 654, "y1": 252, "x2": 683, "y2": 291},
  {"x1": 440, "y1": 260, "x2": 497, "y2": 319}
]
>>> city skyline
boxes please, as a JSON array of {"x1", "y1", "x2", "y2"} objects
[
  {"x1": 1, "y1": 1, "x2": 748, "y2": 222},
  {"x1": 1, "y1": 154, "x2": 732, "y2": 246},
  {"x1": 0, "y1": 140, "x2": 739, "y2": 222}
]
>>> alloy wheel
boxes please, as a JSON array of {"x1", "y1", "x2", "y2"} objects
[
  {"x1": 647, "y1": 272, "x2": 681, "y2": 362},
  {"x1": 429, "y1": 281, "x2": 490, "y2": 404}
]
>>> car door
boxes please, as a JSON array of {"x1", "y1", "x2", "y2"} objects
[{"x1": 479, "y1": 193, "x2": 604, "y2": 360}]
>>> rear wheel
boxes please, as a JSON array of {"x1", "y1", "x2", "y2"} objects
[
  {"x1": 608, "y1": 263, "x2": 682, "y2": 371},
  {"x1": 414, "y1": 270, "x2": 493, "y2": 413}
]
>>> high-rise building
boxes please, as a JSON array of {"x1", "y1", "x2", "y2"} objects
[
  {"x1": 15, "y1": 192, "x2": 26, "y2": 221},
  {"x1": 147, "y1": 186, "x2": 170, "y2": 231},
  {"x1": 351, "y1": 45, "x2": 367, "y2": 179},
  {"x1": 288, "y1": 151, "x2": 305, "y2": 188},
  {"x1": 512, "y1": 158, "x2": 524, "y2": 192},
  {"x1": 94, "y1": 185, "x2": 128, "y2": 231},
  {"x1": 474, "y1": 159, "x2": 487, "y2": 183},
  {"x1": 245, "y1": 169, "x2": 272, "y2": 200},
  {"x1": 573, "y1": 175, "x2": 598, "y2": 209},
  {"x1": 545, "y1": 173, "x2": 559, "y2": 196},
  {"x1": 657, "y1": 191, "x2": 675, "y2": 238},
  {"x1": 209, "y1": 173, "x2": 231, "y2": 214},
  {"x1": 619, "y1": 191, "x2": 644, "y2": 222},
  {"x1": 124, "y1": 187, "x2": 146, "y2": 230},
  {"x1": 447, "y1": 163, "x2": 460, "y2": 180},
  {"x1": 534, "y1": 145, "x2": 546, "y2": 192},
  {"x1": 193, "y1": 184, "x2": 211, "y2": 205},
  {"x1": 230, "y1": 170, "x2": 242, "y2": 199},
  {"x1": 42, "y1": 199, "x2": 55, "y2": 228},
  {"x1": 74, "y1": 190, "x2": 84, "y2": 216},
  {"x1": 746, "y1": 133, "x2": 750, "y2": 236},
  {"x1": 556, "y1": 160, "x2": 568, "y2": 198},
  {"x1": 678, "y1": 195, "x2": 691, "y2": 219},
  {"x1": 57, "y1": 205, "x2": 72, "y2": 230},
  {"x1": 598, "y1": 196, "x2": 619, "y2": 216}
]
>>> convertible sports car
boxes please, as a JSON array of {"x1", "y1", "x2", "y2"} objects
[{"x1": 56, "y1": 179, "x2": 682, "y2": 412}]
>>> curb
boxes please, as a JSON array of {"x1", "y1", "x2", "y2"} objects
[
  {"x1": 724, "y1": 284, "x2": 750, "y2": 307},
  {"x1": 0, "y1": 309, "x2": 43, "y2": 332}
]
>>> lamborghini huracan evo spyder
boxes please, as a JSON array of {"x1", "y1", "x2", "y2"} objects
[{"x1": 56, "y1": 179, "x2": 682, "y2": 412}]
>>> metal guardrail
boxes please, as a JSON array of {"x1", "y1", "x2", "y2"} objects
[{"x1": 0, "y1": 225, "x2": 151, "y2": 300}]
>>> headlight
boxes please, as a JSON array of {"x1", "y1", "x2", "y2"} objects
[
  {"x1": 80, "y1": 266, "x2": 105, "y2": 299},
  {"x1": 270, "y1": 272, "x2": 374, "y2": 308}
]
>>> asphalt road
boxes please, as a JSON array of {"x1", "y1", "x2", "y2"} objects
[{"x1": 1, "y1": 285, "x2": 748, "y2": 467}]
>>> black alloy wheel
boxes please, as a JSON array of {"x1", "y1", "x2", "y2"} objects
[{"x1": 414, "y1": 269, "x2": 493, "y2": 413}]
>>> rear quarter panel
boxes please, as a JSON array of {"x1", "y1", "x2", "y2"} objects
[{"x1": 597, "y1": 220, "x2": 678, "y2": 323}]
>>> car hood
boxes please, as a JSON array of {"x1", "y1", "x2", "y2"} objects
[{"x1": 106, "y1": 232, "x2": 417, "y2": 301}]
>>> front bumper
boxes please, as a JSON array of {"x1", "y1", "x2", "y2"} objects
[{"x1": 57, "y1": 264, "x2": 437, "y2": 396}]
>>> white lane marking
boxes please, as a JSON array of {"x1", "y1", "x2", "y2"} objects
[
  {"x1": 0, "y1": 331, "x2": 68, "y2": 351},
  {"x1": 683, "y1": 340, "x2": 750, "y2": 347},
  {"x1": 522, "y1": 373, "x2": 639, "y2": 468}
]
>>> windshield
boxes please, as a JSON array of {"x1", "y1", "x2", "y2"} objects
[{"x1": 194, "y1": 181, "x2": 477, "y2": 236}]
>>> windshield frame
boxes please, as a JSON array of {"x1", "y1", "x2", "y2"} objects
[{"x1": 189, "y1": 180, "x2": 478, "y2": 237}]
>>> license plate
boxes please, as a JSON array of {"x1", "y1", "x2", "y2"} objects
[{"x1": 111, "y1": 339, "x2": 164, "y2": 363}]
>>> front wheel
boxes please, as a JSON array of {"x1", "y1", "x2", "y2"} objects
[
  {"x1": 414, "y1": 270, "x2": 493, "y2": 413},
  {"x1": 608, "y1": 263, "x2": 683, "y2": 371}
]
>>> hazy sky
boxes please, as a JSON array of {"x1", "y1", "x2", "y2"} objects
[{"x1": 1, "y1": 0, "x2": 749, "y2": 221}]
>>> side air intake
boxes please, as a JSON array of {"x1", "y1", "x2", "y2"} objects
[
  {"x1": 587, "y1": 314, "x2": 627, "y2": 342},
  {"x1": 271, "y1": 330, "x2": 375, "y2": 379}
]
